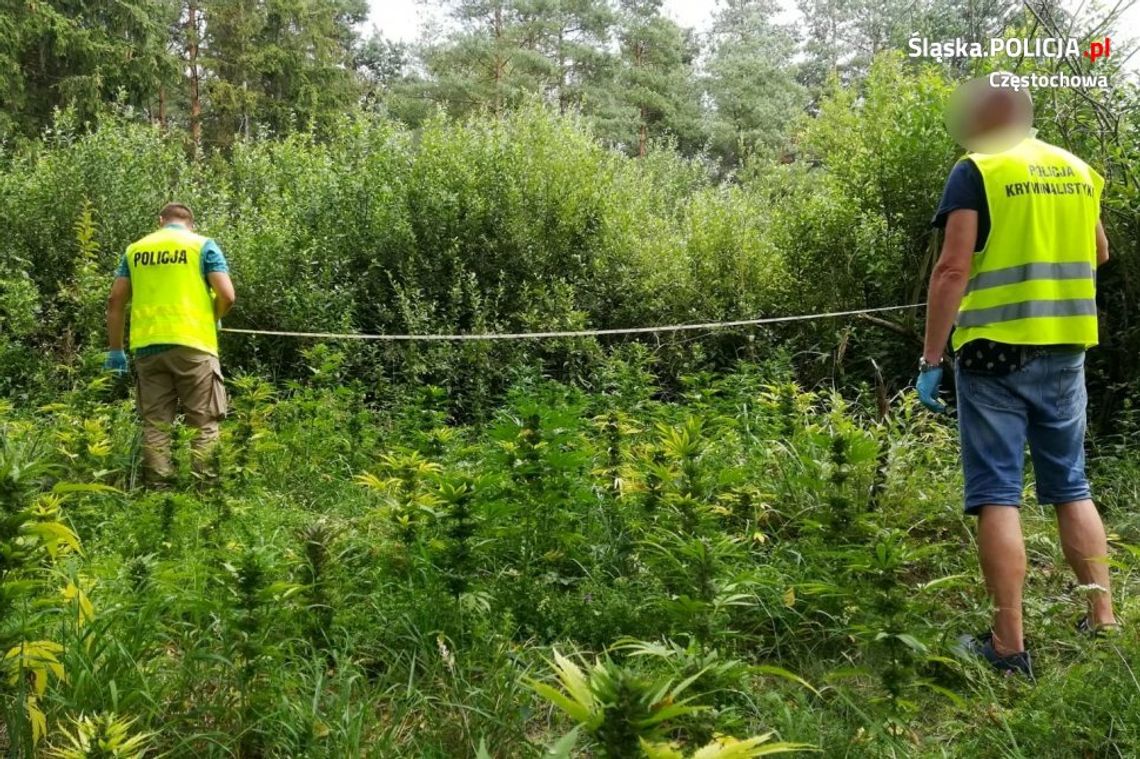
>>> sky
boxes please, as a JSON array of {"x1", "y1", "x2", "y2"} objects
[
  {"x1": 364, "y1": 0, "x2": 1137, "y2": 67},
  {"x1": 364, "y1": 0, "x2": 784, "y2": 42}
]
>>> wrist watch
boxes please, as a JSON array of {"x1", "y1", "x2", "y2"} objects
[{"x1": 918, "y1": 356, "x2": 942, "y2": 373}]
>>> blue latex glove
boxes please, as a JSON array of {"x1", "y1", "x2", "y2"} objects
[
  {"x1": 104, "y1": 349, "x2": 129, "y2": 376},
  {"x1": 916, "y1": 367, "x2": 947, "y2": 413}
]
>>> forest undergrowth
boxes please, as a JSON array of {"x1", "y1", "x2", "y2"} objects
[{"x1": 2, "y1": 352, "x2": 1139, "y2": 758}]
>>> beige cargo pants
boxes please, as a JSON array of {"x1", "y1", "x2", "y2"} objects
[{"x1": 135, "y1": 347, "x2": 228, "y2": 481}]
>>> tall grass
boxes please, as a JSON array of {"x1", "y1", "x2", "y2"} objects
[{"x1": 2, "y1": 358, "x2": 1138, "y2": 755}]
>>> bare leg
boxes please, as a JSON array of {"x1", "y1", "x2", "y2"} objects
[
  {"x1": 1056, "y1": 499, "x2": 1115, "y2": 628},
  {"x1": 978, "y1": 505, "x2": 1026, "y2": 655}
]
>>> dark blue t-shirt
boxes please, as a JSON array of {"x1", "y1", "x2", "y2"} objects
[{"x1": 931, "y1": 159, "x2": 990, "y2": 252}]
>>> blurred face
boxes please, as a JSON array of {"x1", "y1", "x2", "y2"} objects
[
  {"x1": 969, "y1": 92, "x2": 1018, "y2": 137},
  {"x1": 946, "y1": 76, "x2": 1033, "y2": 154}
]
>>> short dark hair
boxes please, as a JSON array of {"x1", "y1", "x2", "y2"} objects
[{"x1": 159, "y1": 203, "x2": 194, "y2": 224}]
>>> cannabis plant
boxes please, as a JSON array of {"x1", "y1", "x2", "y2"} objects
[
  {"x1": 641, "y1": 531, "x2": 752, "y2": 645},
  {"x1": 435, "y1": 477, "x2": 478, "y2": 598},
  {"x1": 297, "y1": 519, "x2": 339, "y2": 650},
  {"x1": 528, "y1": 650, "x2": 811, "y2": 758},
  {"x1": 1, "y1": 433, "x2": 103, "y2": 749},
  {"x1": 356, "y1": 450, "x2": 444, "y2": 546},
  {"x1": 228, "y1": 375, "x2": 276, "y2": 482},
  {"x1": 48, "y1": 712, "x2": 153, "y2": 758},
  {"x1": 592, "y1": 411, "x2": 640, "y2": 498}
]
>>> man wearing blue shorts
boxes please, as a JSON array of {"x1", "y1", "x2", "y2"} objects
[{"x1": 917, "y1": 76, "x2": 1117, "y2": 676}]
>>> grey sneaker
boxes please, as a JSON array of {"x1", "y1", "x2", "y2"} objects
[{"x1": 956, "y1": 632, "x2": 1034, "y2": 680}]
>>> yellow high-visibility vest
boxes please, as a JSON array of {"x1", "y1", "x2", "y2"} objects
[
  {"x1": 953, "y1": 137, "x2": 1104, "y2": 351},
  {"x1": 126, "y1": 225, "x2": 218, "y2": 355}
]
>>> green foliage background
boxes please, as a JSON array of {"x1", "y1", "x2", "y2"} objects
[
  {"x1": 3, "y1": 360, "x2": 1140, "y2": 756},
  {"x1": 3, "y1": 53, "x2": 1139, "y2": 422},
  {"x1": 3, "y1": 1, "x2": 1140, "y2": 755}
]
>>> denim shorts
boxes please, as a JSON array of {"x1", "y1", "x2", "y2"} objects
[{"x1": 955, "y1": 349, "x2": 1092, "y2": 515}]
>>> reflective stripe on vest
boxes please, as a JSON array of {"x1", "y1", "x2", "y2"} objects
[
  {"x1": 952, "y1": 137, "x2": 1104, "y2": 351},
  {"x1": 965, "y1": 261, "x2": 1094, "y2": 293},
  {"x1": 126, "y1": 226, "x2": 218, "y2": 355},
  {"x1": 956, "y1": 297, "x2": 1097, "y2": 328}
]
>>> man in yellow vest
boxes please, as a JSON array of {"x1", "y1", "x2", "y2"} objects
[
  {"x1": 105, "y1": 203, "x2": 236, "y2": 484},
  {"x1": 918, "y1": 76, "x2": 1116, "y2": 677}
]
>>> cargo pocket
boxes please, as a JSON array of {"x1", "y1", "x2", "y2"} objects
[{"x1": 210, "y1": 362, "x2": 229, "y2": 421}]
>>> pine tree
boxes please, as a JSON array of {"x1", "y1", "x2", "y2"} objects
[
  {"x1": 598, "y1": 0, "x2": 702, "y2": 157},
  {"x1": 421, "y1": 0, "x2": 556, "y2": 116},
  {"x1": 797, "y1": 0, "x2": 1017, "y2": 89},
  {"x1": 0, "y1": 0, "x2": 178, "y2": 137},
  {"x1": 199, "y1": 0, "x2": 367, "y2": 147},
  {"x1": 534, "y1": 0, "x2": 617, "y2": 114},
  {"x1": 705, "y1": 0, "x2": 803, "y2": 169}
]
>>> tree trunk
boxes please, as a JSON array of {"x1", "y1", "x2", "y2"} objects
[
  {"x1": 493, "y1": 4, "x2": 504, "y2": 115},
  {"x1": 557, "y1": 28, "x2": 567, "y2": 114},
  {"x1": 187, "y1": 1, "x2": 202, "y2": 156},
  {"x1": 635, "y1": 41, "x2": 647, "y2": 157},
  {"x1": 242, "y1": 80, "x2": 250, "y2": 140}
]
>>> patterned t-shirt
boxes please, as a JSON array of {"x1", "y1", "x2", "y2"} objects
[{"x1": 957, "y1": 339, "x2": 1025, "y2": 376}]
